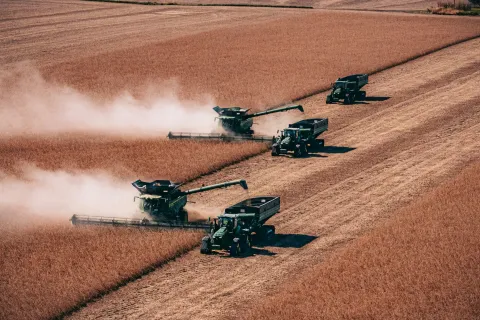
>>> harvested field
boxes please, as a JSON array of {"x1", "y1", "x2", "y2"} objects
[
  {"x1": 0, "y1": 224, "x2": 202, "y2": 320},
  {"x1": 67, "y1": 38, "x2": 480, "y2": 320},
  {"x1": 0, "y1": 0, "x2": 298, "y2": 67},
  {"x1": 43, "y1": 11, "x2": 480, "y2": 106},
  {"x1": 158, "y1": 0, "x2": 437, "y2": 10},
  {"x1": 240, "y1": 160, "x2": 480, "y2": 320}
]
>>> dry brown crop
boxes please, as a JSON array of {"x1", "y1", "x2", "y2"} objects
[
  {"x1": 0, "y1": 137, "x2": 267, "y2": 181},
  {"x1": 0, "y1": 224, "x2": 203, "y2": 320},
  {"x1": 44, "y1": 11, "x2": 480, "y2": 107},
  {"x1": 239, "y1": 161, "x2": 480, "y2": 320}
]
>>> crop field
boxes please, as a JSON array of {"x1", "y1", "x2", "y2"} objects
[
  {"x1": 43, "y1": 11, "x2": 480, "y2": 106},
  {"x1": 0, "y1": 224, "x2": 202, "y2": 320},
  {"x1": 240, "y1": 161, "x2": 480, "y2": 320},
  {"x1": 1, "y1": 0, "x2": 480, "y2": 319}
]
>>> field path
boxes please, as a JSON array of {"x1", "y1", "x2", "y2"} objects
[{"x1": 69, "y1": 39, "x2": 480, "y2": 319}]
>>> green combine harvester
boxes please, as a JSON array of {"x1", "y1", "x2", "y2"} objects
[
  {"x1": 326, "y1": 74, "x2": 368, "y2": 104},
  {"x1": 200, "y1": 196, "x2": 280, "y2": 256},
  {"x1": 71, "y1": 179, "x2": 248, "y2": 230},
  {"x1": 271, "y1": 118, "x2": 329, "y2": 157},
  {"x1": 168, "y1": 104, "x2": 303, "y2": 142}
]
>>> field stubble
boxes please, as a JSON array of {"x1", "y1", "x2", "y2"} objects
[{"x1": 240, "y1": 161, "x2": 480, "y2": 320}]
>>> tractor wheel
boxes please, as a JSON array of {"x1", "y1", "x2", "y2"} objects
[
  {"x1": 344, "y1": 94, "x2": 353, "y2": 105},
  {"x1": 261, "y1": 225, "x2": 276, "y2": 244},
  {"x1": 326, "y1": 95, "x2": 333, "y2": 104},
  {"x1": 200, "y1": 237, "x2": 211, "y2": 254},
  {"x1": 240, "y1": 235, "x2": 252, "y2": 254},
  {"x1": 230, "y1": 240, "x2": 240, "y2": 257},
  {"x1": 293, "y1": 147, "x2": 301, "y2": 158},
  {"x1": 301, "y1": 144, "x2": 308, "y2": 157},
  {"x1": 358, "y1": 91, "x2": 366, "y2": 101}
]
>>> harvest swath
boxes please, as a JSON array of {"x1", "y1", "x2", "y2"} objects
[{"x1": 240, "y1": 161, "x2": 480, "y2": 320}]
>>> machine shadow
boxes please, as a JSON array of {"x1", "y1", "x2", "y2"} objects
[
  {"x1": 307, "y1": 145, "x2": 356, "y2": 154},
  {"x1": 364, "y1": 96, "x2": 390, "y2": 102},
  {"x1": 256, "y1": 234, "x2": 318, "y2": 249}
]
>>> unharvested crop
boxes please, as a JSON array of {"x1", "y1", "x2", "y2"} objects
[
  {"x1": 44, "y1": 11, "x2": 480, "y2": 107},
  {"x1": 0, "y1": 137, "x2": 267, "y2": 181},
  {"x1": 0, "y1": 224, "x2": 202, "y2": 320},
  {"x1": 240, "y1": 161, "x2": 480, "y2": 320}
]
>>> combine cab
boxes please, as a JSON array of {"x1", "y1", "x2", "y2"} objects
[
  {"x1": 168, "y1": 104, "x2": 304, "y2": 142},
  {"x1": 71, "y1": 179, "x2": 248, "y2": 230},
  {"x1": 326, "y1": 74, "x2": 368, "y2": 105},
  {"x1": 271, "y1": 118, "x2": 328, "y2": 157},
  {"x1": 200, "y1": 196, "x2": 280, "y2": 256}
]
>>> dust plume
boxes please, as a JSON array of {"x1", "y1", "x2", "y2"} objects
[
  {"x1": 0, "y1": 165, "x2": 139, "y2": 221},
  {"x1": 0, "y1": 63, "x2": 218, "y2": 138},
  {"x1": 254, "y1": 107, "x2": 304, "y2": 136},
  {"x1": 185, "y1": 203, "x2": 223, "y2": 222}
]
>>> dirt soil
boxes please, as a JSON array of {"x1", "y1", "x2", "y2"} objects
[
  {"x1": 0, "y1": 0, "x2": 299, "y2": 67},
  {"x1": 67, "y1": 37, "x2": 480, "y2": 320}
]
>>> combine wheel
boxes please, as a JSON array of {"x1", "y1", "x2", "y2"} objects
[
  {"x1": 271, "y1": 146, "x2": 279, "y2": 156},
  {"x1": 200, "y1": 237, "x2": 212, "y2": 254}
]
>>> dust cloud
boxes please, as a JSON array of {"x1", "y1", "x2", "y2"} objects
[
  {"x1": 254, "y1": 107, "x2": 304, "y2": 136},
  {"x1": 185, "y1": 203, "x2": 223, "y2": 222},
  {"x1": 0, "y1": 165, "x2": 140, "y2": 220},
  {"x1": 0, "y1": 63, "x2": 218, "y2": 138}
]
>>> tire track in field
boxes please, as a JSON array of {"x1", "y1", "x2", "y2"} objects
[{"x1": 67, "y1": 39, "x2": 480, "y2": 320}]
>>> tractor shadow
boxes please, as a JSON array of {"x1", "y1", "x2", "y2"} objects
[
  {"x1": 226, "y1": 234, "x2": 318, "y2": 258},
  {"x1": 307, "y1": 145, "x2": 356, "y2": 156},
  {"x1": 329, "y1": 96, "x2": 390, "y2": 105}
]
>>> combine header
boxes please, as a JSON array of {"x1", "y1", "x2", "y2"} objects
[
  {"x1": 271, "y1": 118, "x2": 328, "y2": 157},
  {"x1": 200, "y1": 196, "x2": 280, "y2": 256},
  {"x1": 326, "y1": 74, "x2": 368, "y2": 104},
  {"x1": 70, "y1": 179, "x2": 248, "y2": 230},
  {"x1": 168, "y1": 104, "x2": 304, "y2": 142}
]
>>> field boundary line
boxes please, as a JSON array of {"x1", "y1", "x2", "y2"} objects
[{"x1": 81, "y1": 0, "x2": 314, "y2": 9}]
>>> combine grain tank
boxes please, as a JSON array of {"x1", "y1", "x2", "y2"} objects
[
  {"x1": 200, "y1": 196, "x2": 280, "y2": 256},
  {"x1": 326, "y1": 74, "x2": 368, "y2": 104},
  {"x1": 271, "y1": 118, "x2": 328, "y2": 157}
]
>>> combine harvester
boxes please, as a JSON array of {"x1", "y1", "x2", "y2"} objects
[
  {"x1": 200, "y1": 196, "x2": 280, "y2": 256},
  {"x1": 271, "y1": 118, "x2": 329, "y2": 157},
  {"x1": 168, "y1": 104, "x2": 304, "y2": 143},
  {"x1": 326, "y1": 74, "x2": 368, "y2": 105},
  {"x1": 71, "y1": 179, "x2": 248, "y2": 230}
]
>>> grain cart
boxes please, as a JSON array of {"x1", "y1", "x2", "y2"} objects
[
  {"x1": 167, "y1": 105, "x2": 303, "y2": 142},
  {"x1": 200, "y1": 196, "x2": 280, "y2": 256},
  {"x1": 70, "y1": 179, "x2": 248, "y2": 230},
  {"x1": 271, "y1": 118, "x2": 328, "y2": 157},
  {"x1": 326, "y1": 74, "x2": 368, "y2": 104}
]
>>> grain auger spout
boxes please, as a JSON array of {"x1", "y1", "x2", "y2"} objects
[
  {"x1": 70, "y1": 179, "x2": 248, "y2": 230},
  {"x1": 183, "y1": 179, "x2": 248, "y2": 195},
  {"x1": 167, "y1": 104, "x2": 304, "y2": 143},
  {"x1": 243, "y1": 104, "x2": 304, "y2": 120}
]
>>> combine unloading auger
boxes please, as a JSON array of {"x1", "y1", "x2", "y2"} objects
[
  {"x1": 70, "y1": 179, "x2": 248, "y2": 230},
  {"x1": 167, "y1": 104, "x2": 304, "y2": 143}
]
